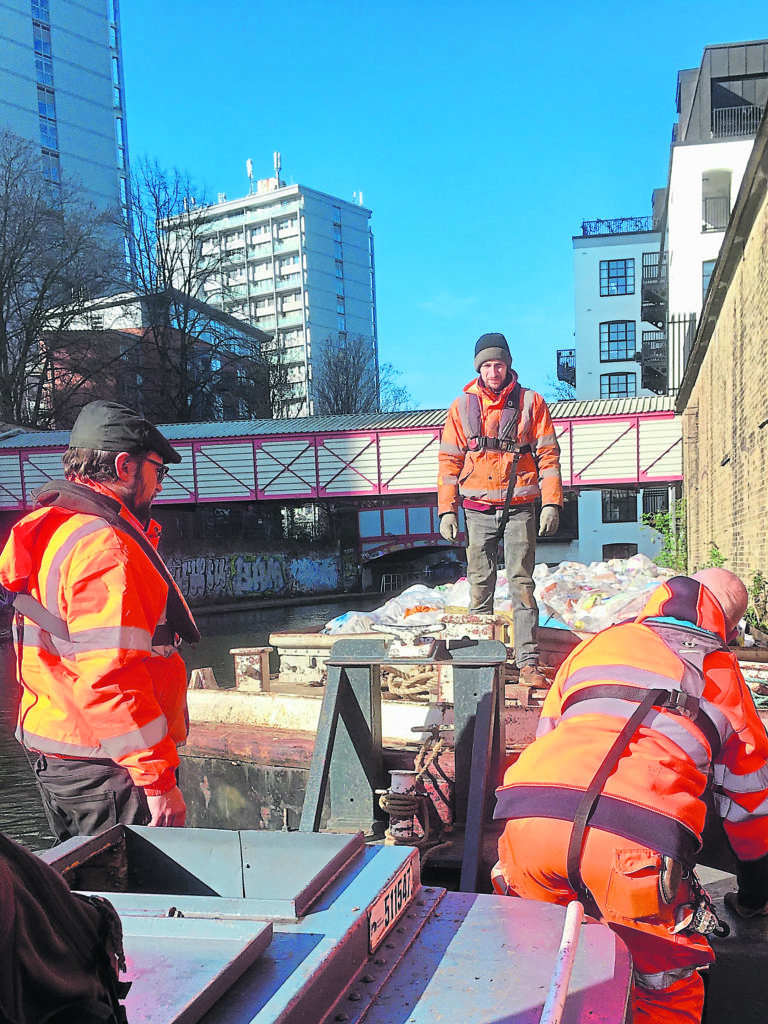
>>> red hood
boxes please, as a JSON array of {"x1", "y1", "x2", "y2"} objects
[{"x1": 636, "y1": 575, "x2": 728, "y2": 641}]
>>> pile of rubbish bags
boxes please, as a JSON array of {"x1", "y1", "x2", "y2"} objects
[{"x1": 323, "y1": 553, "x2": 673, "y2": 636}]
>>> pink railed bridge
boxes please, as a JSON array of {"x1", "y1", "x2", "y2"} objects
[{"x1": 0, "y1": 396, "x2": 681, "y2": 560}]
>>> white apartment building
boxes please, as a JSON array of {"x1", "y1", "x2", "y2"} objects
[
  {"x1": 654, "y1": 40, "x2": 768, "y2": 391},
  {"x1": 555, "y1": 40, "x2": 768, "y2": 566},
  {"x1": 183, "y1": 166, "x2": 377, "y2": 417},
  {"x1": 569, "y1": 215, "x2": 662, "y2": 401},
  {"x1": 0, "y1": 0, "x2": 130, "y2": 226}
]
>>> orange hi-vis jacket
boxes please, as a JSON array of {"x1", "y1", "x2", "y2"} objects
[
  {"x1": 0, "y1": 480, "x2": 192, "y2": 793},
  {"x1": 495, "y1": 576, "x2": 768, "y2": 867},
  {"x1": 437, "y1": 370, "x2": 562, "y2": 516}
]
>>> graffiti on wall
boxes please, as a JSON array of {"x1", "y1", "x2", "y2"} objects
[{"x1": 168, "y1": 551, "x2": 341, "y2": 602}]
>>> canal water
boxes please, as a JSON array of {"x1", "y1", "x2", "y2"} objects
[{"x1": 0, "y1": 594, "x2": 382, "y2": 851}]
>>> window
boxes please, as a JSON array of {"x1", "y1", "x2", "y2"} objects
[
  {"x1": 39, "y1": 118, "x2": 57, "y2": 149},
  {"x1": 335, "y1": 260, "x2": 344, "y2": 280},
  {"x1": 603, "y1": 543, "x2": 638, "y2": 560},
  {"x1": 599, "y1": 321, "x2": 636, "y2": 361},
  {"x1": 333, "y1": 224, "x2": 342, "y2": 242},
  {"x1": 702, "y1": 259, "x2": 716, "y2": 303},
  {"x1": 41, "y1": 149, "x2": 60, "y2": 183},
  {"x1": 31, "y1": 0, "x2": 50, "y2": 19},
  {"x1": 338, "y1": 314, "x2": 346, "y2": 331},
  {"x1": 642, "y1": 488, "x2": 669, "y2": 516},
  {"x1": 337, "y1": 299, "x2": 345, "y2": 315},
  {"x1": 32, "y1": 21, "x2": 52, "y2": 57},
  {"x1": 37, "y1": 86, "x2": 55, "y2": 119},
  {"x1": 600, "y1": 372, "x2": 636, "y2": 398},
  {"x1": 602, "y1": 489, "x2": 637, "y2": 523},
  {"x1": 35, "y1": 54, "x2": 53, "y2": 86},
  {"x1": 600, "y1": 258, "x2": 635, "y2": 296},
  {"x1": 334, "y1": 240, "x2": 343, "y2": 259}
]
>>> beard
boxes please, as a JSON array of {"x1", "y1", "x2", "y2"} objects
[{"x1": 123, "y1": 478, "x2": 154, "y2": 526}]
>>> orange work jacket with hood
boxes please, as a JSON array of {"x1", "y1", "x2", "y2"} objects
[
  {"x1": 0, "y1": 479, "x2": 192, "y2": 794},
  {"x1": 437, "y1": 370, "x2": 562, "y2": 516},
  {"x1": 495, "y1": 575, "x2": 768, "y2": 868}
]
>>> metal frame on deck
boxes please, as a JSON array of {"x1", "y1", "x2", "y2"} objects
[{"x1": 299, "y1": 637, "x2": 507, "y2": 893}]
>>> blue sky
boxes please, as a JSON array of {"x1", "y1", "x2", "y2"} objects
[{"x1": 121, "y1": 1, "x2": 768, "y2": 410}]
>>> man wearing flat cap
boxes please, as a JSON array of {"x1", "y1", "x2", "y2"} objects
[
  {"x1": 0, "y1": 401, "x2": 199, "y2": 840},
  {"x1": 438, "y1": 334, "x2": 562, "y2": 688}
]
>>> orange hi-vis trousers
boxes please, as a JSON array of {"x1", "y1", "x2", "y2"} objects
[{"x1": 496, "y1": 817, "x2": 714, "y2": 1024}]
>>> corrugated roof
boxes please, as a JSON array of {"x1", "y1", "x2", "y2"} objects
[
  {"x1": 0, "y1": 400, "x2": 681, "y2": 453},
  {"x1": 0, "y1": 410, "x2": 451, "y2": 451},
  {"x1": 549, "y1": 395, "x2": 677, "y2": 419}
]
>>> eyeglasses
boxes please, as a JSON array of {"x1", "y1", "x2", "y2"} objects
[{"x1": 142, "y1": 457, "x2": 169, "y2": 482}]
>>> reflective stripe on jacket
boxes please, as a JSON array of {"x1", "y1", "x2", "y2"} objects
[
  {"x1": 437, "y1": 370, "x2": 562, "y2": 515},
  {"x1": 494, "y1": 575, "x2": 768, "y2": 864},
  {"x1": 0, "y1": 481, "x2": 190, "y2": 790}
]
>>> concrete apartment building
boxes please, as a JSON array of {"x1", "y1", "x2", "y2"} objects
[
  {"x1": 181, "y1": 161, "x2": 378, "y2": 418},
  {"x1": 0, "y1": 0, "x2": 130, "y2": 228}
]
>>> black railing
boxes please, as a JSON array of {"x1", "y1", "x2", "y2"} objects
[
  {"x1": 580, "y1": 216, "x2": 654, "y2": 237},
  {"x1": 712, "y1": 105, "x2": 764, "y2": 138},
  {"x1": 641, "y1": 251, "x2": 668, "y2": 329},
  {"x1": 702, "y1": 195, "x2": 730, "y2": 232},
  {"x1": 641, "y1": 331, "x2": 667, "y2": 394},
  {"x1": 556, "y1": 349, "x2": 576, "y2": 386}
]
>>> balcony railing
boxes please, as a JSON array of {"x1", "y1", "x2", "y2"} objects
[
  {"x1": 712, "y1": 105, "x2": 764, "y2": 138},
  {"x1": 556, "y1": 349, "x2": 576, "y2": 386},
  {"x1": 580, "y1": 216, "x2": 654, "y2": 237},
  {"x1": 702, "y1": 195, "x2": 730, "y2": 232}
]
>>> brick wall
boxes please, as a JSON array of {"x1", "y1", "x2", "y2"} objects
[{"x1": 683, "y1": 188, "x2": 768, "y2": 579}]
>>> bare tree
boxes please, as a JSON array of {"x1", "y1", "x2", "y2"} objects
[
  {"x1": 0, "y1": 130, "x2": 120, "y2": 427},
  {"x1": 313, "y1": 334, "x2": 412, "y2": 415},
  {"x1": 543, "y1": 373, "x2": 576, "y2": 403},
  {"x1": 120, "y1": 158, "x2": 270, "y2": 422}
]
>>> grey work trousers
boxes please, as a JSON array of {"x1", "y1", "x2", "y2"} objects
[
  {"x1": 31, "y1": 753, "x2": 150, "y2": 843},
  {"x1": 464, "y1": 504, "x2": 539, "y2": 667}
]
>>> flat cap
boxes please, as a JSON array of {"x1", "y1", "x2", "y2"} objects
[{"x1": 69, "y1": 401, "x2": 181, "y2": 464}]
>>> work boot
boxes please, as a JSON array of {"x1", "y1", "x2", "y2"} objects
[{"x1": 518, "y1": 664, "x2": 548, "y2": 689}]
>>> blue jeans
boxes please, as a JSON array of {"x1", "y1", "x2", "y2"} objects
[{"x1": 464, "y1": 504, "x2": 538, "y2": 667}]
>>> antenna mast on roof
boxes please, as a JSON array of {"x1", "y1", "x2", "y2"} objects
[
  {"x1": 246, "y1": 158, "x2": 254, "y2": 194},
  {"x1": 274, "y1": 150, "x2": 282, "y2": 186}
]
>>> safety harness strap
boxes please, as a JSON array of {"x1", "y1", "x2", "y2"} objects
[
  {"x1": 561, "y1": 683, "x2": 721, "y2": 758},
  {"x1": 565, "y1": 687, "x2": 666, "y2": 914}
]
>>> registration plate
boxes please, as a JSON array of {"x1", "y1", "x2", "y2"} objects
[{"x1": 368, "y1": 858, "x2": 414, "y2": 952}]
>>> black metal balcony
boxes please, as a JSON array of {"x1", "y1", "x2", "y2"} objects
[
  {"x1": 580, "y1": 216, "x2": 654, "y2": 237},
  {"x1": 702, "y1": 195, "x2": 730, "y2": 232},
  {"x1": 641, "y1": 331, "x2": 667, "y2": 394},
  {"x1": 712, "y1": 105, "x2": 764, "y2": 138},
  {"x1": 556, "y1": 349, "x2": 575, "y2": 386},
  {"x1": 641, "y1": 251, "x2": 668, "y2": 329}
]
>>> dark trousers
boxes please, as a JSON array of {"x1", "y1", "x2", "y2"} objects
[{"x1": 30, "y1": 753, "x2": 150, "y2": 843}]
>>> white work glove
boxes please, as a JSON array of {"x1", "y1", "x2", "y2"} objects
[
  {"x1": 538, "y1": 506, "x2": 560, "y2": 537},
  {"x1": 439, "y1": 513, "x2": 458, "y2": 542}
]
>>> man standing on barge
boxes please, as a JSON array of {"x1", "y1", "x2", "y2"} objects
[
  {"x1": 0, "y1": 401, "x2": 199, "y2": 841},
  {"x1": 437, "y1": 332, "x2": 562, "y2": 687}
]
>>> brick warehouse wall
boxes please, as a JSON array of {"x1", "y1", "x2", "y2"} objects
[{"x1": 682, "y1": 147, "x2": 768, "y2": 580}]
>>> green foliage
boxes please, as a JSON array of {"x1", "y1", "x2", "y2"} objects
[
  {"x1": 641, "y1": 497, "x2": 687, "y2": 574},
  {"x1": 745, "y1": 570, "x2": 768, "y2": 632},
  {"x1": 698, "y1": 543, "x2": 726, "y2": 569}
]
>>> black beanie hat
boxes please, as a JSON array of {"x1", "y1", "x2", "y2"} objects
[
  {"x1": 474, "y1": 333, "x2": 512, "y2": 373},
  {"x1": 68, "y1": 401, "x2": 182, "y2": 464}
]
